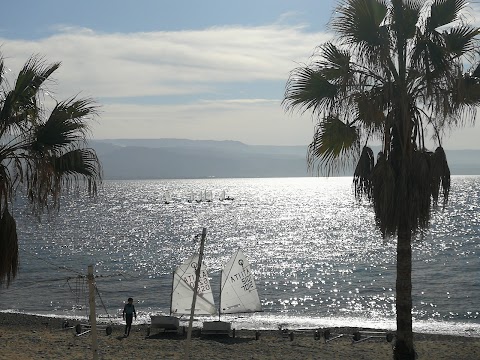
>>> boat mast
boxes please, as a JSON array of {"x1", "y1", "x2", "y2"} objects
[
  {"x1": 169, "y1": 271, "x2": 174, "y2": 315},
  {"x1": 185, "y1": 227, "x2": 207, "y2": 359},
  {"x1": 218, "y1": 269, "x2": 223, "y2": 321}
]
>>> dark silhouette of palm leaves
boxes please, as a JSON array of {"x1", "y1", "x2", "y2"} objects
[
  {"x1": 283, "y1": 1, "x2": 479, "y2": 358},
  {"x1": 0, "y1": 54, "x2": 102, "y2": 286}
]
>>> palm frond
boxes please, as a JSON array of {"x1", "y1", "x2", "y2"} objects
[
  {"x1": 317, "y1": 43, "x2": 352, "y2": 89},
  {"x1": 283, "y1": 66, "x2": 338, "y2": 114},
  {"x1": 428, "y1": 0, "x2": 468, "y2": 31},
  {"x1": 354, "y1": 88, "x2": 388, "y2": 134},
  {"x1": 332, "y1": 0, "x2": 388, "y2": 49},
  {"x1": 0, "y1": 209, "x2": 18, "y2": 286},
  {"x1": 430, "y1": 146, "x2": 450, "y2": 206},
  {"x1": 400, "y1": 0, "x2": 424, "y2": 39},
  {"x1": 307, "y1": 115, "x2": 360, "y2": 175},
  {"x1": 370, "y1": 152, "x2": 397, "y2": 237},
  {"x1": 353, "y1": 146, "x2": 375, "y2": 198},
  {"x1": 31, "y1": 97, "x2": 98, "y2": 154},
  {"x1": 0, "y1": 56, "x2": 60, "y2": 134},
  {"x1": 53, "y1": 148, "x2": 102, "y2": 179},
  {"x1": 443, "y1": 25, "x2": 480, "y2": 59}
]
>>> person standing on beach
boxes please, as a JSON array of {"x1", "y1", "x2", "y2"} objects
[{"x1": 122, "y1": 297, "x2": 137, "y2": 337}]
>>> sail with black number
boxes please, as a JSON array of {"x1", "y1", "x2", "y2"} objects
[
  {"x1": 220, "y1": 248, "x2": 262, "y2": 314},
  {"x1": 171, "y1": 254, "x2": 216, "y2": 315}
]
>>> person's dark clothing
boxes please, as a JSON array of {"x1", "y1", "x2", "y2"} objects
[{"x1": 123, "y1": 303, "x2": 136, "y2": 336}]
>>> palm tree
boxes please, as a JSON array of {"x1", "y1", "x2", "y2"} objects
[
  {"x1": 0, "y1": 54, "x2": 102, "y2": 287},
  {"x1": 283, "y1": 0, "x2": 480, "y2": 358}
]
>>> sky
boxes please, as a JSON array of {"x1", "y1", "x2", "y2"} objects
[{"x1": 1, "y1": 0, "x2": 480, "y2": 149}]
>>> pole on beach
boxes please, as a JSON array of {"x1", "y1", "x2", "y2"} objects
[
  {"x1": 184, "y1": 227, "x2": 207, "y2": 360},
  {"x1": 88, "y1": 265, "x2": 99, "y2": 360}
]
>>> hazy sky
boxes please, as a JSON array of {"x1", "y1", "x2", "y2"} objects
[{"x1": 1, "y1": 0, "x2": 480, "y2": 149}]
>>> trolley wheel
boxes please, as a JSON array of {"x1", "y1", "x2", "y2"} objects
[
  {"x1": 75, "y1": 324, "x2": 82, "y2": 334},
  {"x1": 353, "y1": 331, "x2": 361, "y2": 341},
  {"x1": 106, "y1": 326, "x2": 113, "y2": 336},
  {"x1": 386, "y1": 332, "x2": 394, "y2": 342}
]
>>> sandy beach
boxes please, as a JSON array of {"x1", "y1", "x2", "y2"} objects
[{"x1": 0, "y1": 313, "x2": 479, "y2": 359}]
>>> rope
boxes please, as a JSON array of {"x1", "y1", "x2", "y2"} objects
[{"x1": 94, "y1": 283, "x2": 111, "y2": 319}]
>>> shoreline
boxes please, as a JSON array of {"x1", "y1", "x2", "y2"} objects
[{"x1": 1, "y1": 313, "x2": 480, "y2": 359}]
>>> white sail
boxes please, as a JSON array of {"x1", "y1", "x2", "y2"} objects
[
  {"x1": 219, "y1": 190, "x2": 225, "y2": 201},
  {"x1": 220, "y1": 249, "x2": 262, "y2": 314},
  {"x1": 164, "y1": 190, "x2": 172, "y2": 204},
  {"x1": 171, "y1": 254, "x2": 216, "y2": 315},
  {"x1": 205, "y1": 190, "x2": 213, "y2": 202}
]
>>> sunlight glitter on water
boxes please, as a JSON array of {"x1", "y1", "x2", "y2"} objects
[{"x1": 2, "y1": 176, "x2": 479, "y2": 335}]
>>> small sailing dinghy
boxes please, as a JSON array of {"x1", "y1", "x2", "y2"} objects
[
  {"x1": 149, "y1": 254, "x2": 216, "y2": 335},
  {"x1": 202, "y1": 248, "x2": 262, "y2": 336},
  {"x1": 164, "y1": 190, "x2": 172, "y2": 204}
]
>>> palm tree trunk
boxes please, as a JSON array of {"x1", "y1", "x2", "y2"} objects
[{"x1": 394, "y1": 224, "x2": 415, "y2": 360}]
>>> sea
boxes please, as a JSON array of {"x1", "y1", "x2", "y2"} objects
[{"x1": 1, "y1": 176, "x2": 479, "y2": 337}]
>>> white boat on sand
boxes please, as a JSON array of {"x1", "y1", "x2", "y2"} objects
[
  {"x1": 148, "y1": 254, "x2": 215, "y2": 335},
  {"x1": 202, "y1": 248, "x2": 262, "y2": 337}
]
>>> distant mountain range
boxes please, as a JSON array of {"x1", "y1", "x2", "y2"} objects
[{"x1": 89, "y1": 139, "x2": 480, "y2": 180}]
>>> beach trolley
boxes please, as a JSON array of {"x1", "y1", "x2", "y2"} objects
[
  {"x1": 147, "y1": 315, "x2": 185, "y2": 336},
  {"x1": 352, "y1": 330, "x2": 395, "y2": 343},
  {"x1": 202, "y1": 320, "x2": 234, "y2": 338},
  {"x1": 74, "y1": 322, "x2": 113, "y2": 336}
]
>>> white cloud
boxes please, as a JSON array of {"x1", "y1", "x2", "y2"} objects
[
  {"x1": 0, "y1": 25, "x2": 329, "y2": 99},
  {"x1": 1, "y1": 22, "x2": 479, "y2": 149}
]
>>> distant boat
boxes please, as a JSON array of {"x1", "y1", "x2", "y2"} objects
[
  {"x1": 219, "y1": 190, "x2": 234, "y2": 201},
  {"x1": 205, "y1": 190, "x2": 213, "y2": 202},
  {"x1": 164, "y1": 190, "x2": 172, "y2": 204},
  {"x1": 187, "y1": 192, "x2": 194, "y2": 203}
]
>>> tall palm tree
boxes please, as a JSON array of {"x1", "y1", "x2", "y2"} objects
[
  {"x1": 283, "y1": 0, "x2": 480, "y2": 358},
  {"x1": 0, "y1": 54, "x2": 102, "y2": 287}
]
